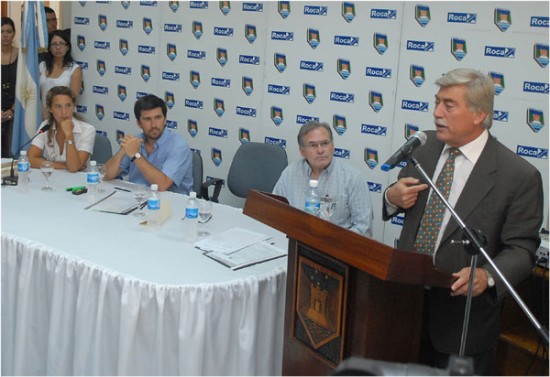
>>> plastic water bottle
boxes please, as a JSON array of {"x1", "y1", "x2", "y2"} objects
[
  {"x1": 87, "y1": 160, "x2": 100, "y2": 196},
  {"x1": 17, "y1": 151, "x2": 30, "y2": 192},
  {"x1": 185, "y1": 191, "x2": 199, "y2": 241},
  {"x1": 147, "y1": 184, "x2": 161, "y2": 228},
  {"x1": 304, "y1": 179, "x2": 320, "y2": 216}
]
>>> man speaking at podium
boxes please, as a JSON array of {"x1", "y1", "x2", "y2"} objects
[{"x1": 382, "y1": 69, "x2": 543, "y2": 375}]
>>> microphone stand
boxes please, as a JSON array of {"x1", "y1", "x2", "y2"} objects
[{"x1": 408, "y1": 155, "x2": 549, "y2": 355}]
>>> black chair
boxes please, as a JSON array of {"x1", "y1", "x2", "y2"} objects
[
  {"x1": 191, "y1": 150, "x2": 223, "y2": 202},
  {"x1": 226, "y1": 142, "x2": 288, "y2": 199},
  {"x1": 91, "y1": 133, "x2": 113, "y2": 164}
]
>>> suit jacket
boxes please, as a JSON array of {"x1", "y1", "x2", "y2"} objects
[{"x1": 383, "y1": 131, "x2": 543, "y2": 355}]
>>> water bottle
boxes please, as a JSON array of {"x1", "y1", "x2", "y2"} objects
[
  {"x1": 147, "y1": 184, "x2": 161, "y2": 228},
  {"x1": 17, "y1": 151, "x2": 30, "y2": 192},
  {"x1": 185, "y1": 191, "x2": 199, "y2": 241},
  {"x1": 86, "y1": 160, "x2": 100, "y2": 196},
  {"x1": 304, "y1": 179, "x2": 320, "y2": 216}
]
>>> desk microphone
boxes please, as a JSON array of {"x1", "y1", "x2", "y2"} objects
[
  {"x1": 380, "y1": 131, "x2": 427, "y2": 171},
  {"x1": 3, "y1": 123, "x2": 51, "y2": 186}
]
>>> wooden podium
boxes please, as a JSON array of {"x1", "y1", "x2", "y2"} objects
[{"x1": 244, "y1": 190, "x2": 452, "y2": 376}]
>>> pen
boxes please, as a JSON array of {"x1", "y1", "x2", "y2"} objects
[
  {"x1": 66, "y1": 185, "x2": 86, "y2": 192},
  {"x1": 114, "y1": 186, "x2": 131, "y2": 192}
]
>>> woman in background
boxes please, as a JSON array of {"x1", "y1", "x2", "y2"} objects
[
  {"x1": 28, "y1": 86, "x2": 95, "y2": 172},
  {"x1": 1, "y1": 17, "x2": 18, "y2": 157},
  {"x1": 39, "y1": 29, "x2": 82, "y2": 120}
]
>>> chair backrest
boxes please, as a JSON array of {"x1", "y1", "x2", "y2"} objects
[
  {"x1": 191, "y1": 150, "x2": 203, "y2": 196},
  {"x1": 91, "y1": 133, "x2": 113, "y2": 164},
  {"x1": 227, "y1": 142, "x2": 288, "y2": 198}
]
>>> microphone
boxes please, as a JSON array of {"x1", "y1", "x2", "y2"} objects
[
  {"x1": 3, "y1": 123, "x2": 51, "y2": 185},
  {"x1": 380, "y1": 131, "x2": 427, "y2": 171}
]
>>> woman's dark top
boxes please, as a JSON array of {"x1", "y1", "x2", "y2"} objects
[{"x1": 2, "y1": 57, "x2": 17, "y2": 111}]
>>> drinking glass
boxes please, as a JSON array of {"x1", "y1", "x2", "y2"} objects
[
  {"x1": 97, "y1": 164, "x2": 106, "y2": 194},
  {"x1": 132, "y1": 184, "x2": 148, "y2": 217},
  {"x1": 320, "y1": 195, "x2": 335, "y2": 221},
  {"x1": 198, "y1": 200, "x2": 213, "y2": 237},
  {"x1": 40, "y1": 160, "x2": 54, "y2": 190}
]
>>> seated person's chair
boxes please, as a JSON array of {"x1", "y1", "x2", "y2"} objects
[
  {"x1": 226, "y1": 142, "x2": 288, "y2": 198},
  {"x1": 191, "y1": 150, "x2": 223, "y2": 202},
  {"x1": 91, "y1": 133, "x2": 113, "y2": 164}
]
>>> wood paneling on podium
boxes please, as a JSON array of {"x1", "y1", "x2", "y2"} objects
[{"x1": 244, "y1": 190, "x2": 452, "y2": 375}]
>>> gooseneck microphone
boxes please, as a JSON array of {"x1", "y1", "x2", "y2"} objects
[
  {"x1": 2, "y1": 123, "x2": 51, "y2": 185},
  {"x1": 380, "y1": 131, "x2": 427, "y2": 171}
]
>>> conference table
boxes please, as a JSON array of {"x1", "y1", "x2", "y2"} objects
[{"x1": 1, "y1": 168, "x2": 288, "y2": 375}]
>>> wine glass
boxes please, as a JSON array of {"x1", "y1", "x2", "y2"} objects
[
  {"x1": 97, "y1": 164, "x2": 106, "y2": 194},
  {"x1": 320, "y1": 195, "x2": 335, "y2": 221},
  {"x1": 40, "y1": 160, "x2": 54, "y2": 190},
  {"x1": 132, "y1": 184, "x2": 148, "y2": 217},
  {"x1": 198, "y1": 199, "x2": 213, "y2": 237}
]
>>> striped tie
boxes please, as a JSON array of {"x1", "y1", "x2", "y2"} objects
[{"x1": 414, "y1": 148, "x2": 461, "y2": 255}]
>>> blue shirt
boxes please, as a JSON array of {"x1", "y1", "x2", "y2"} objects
[
  {"x1": 273, "y1": 157, "x2": 373, "y2": 237},
  {"x1": 119, "y1": 129, "x2": 193, "y2": 195}
]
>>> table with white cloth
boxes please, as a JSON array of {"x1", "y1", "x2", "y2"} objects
[{"x1": 1, "y1": 168, "x2": 288, "y2": 375}]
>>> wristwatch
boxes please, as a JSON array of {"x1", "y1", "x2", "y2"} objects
[
  {"x1": 65, "y1": 139, "x2": 74, "y2": 145},
  {"x1": 130, "y1": 152, "x2": 141, "y2": 162},
  {"x1": 484, "y1": 269, "x2": 495, "y2": 288}
]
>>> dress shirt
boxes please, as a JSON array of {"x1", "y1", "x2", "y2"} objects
[
  {"x1": 118, "y1": 128, "x2": 193, "y2": 195},
  {"x1": 31, "y1": 118, "x2": 96, "y2": 162},
  {"x1": 273, "y1": 157, "x2": 373, "y2": 237}
]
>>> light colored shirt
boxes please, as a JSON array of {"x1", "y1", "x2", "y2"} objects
[
  {"x1": 39, "y1": 61, "x2": 80, "y2": 107},
  {"x1": 118, "y1": 129, "x2": 193, "y2": 195},
  {"x1": 273, "y1": 157, "x2": 373, "y2": 237},
  {"x1": 31, "y1": 118, "x2": 96, "y2": 163}
]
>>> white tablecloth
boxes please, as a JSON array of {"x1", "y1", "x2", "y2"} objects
[{"x1": 1, "y1": 169, "x2": 288, "y2": 375}]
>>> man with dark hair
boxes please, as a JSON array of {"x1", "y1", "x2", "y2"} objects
[
  {"x1": 383, "y1": 68, "x2": 543, "y2": 375},
  {"x1": 104, "y1": 94, "x2": 193, "y2": 194},
  {"x1": 44, "y1": 6, "x2": 58, "y2": 34}
]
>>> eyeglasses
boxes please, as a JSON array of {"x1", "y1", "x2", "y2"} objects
[
  {"x1": 305, "y1": 141, "x2": 332, "y2": 149},
  {"x1": 50, "y1": 42, "x2": 67, "y2": 48}
]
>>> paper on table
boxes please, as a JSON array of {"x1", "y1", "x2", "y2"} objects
[
  {"x1": 194, "y1": 228, "x2": 271, "y2": 254},
  {"x1": 205, "y1": 241, "x2": 287, "y2": 270},
  {"x1": 91, "y1": 191, "x2": 142, "y2": 214}
]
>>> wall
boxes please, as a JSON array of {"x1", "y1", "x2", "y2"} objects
[{"x1": 70, "y1": 1, "x2": 549, "y2": 246}]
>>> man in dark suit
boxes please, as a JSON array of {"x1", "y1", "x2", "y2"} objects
[{"x1": 383, "y1": 68, "x2": 543, "y2": 375}]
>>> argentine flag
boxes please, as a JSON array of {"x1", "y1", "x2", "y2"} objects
[{"x1": 11, "y1": 1, "x2": 48, "y2": 156}]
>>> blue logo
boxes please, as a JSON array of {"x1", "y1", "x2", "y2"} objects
[
  {"x1": 304, "y1": 5, "x2": 327, "y2": 16},
  {"x1": 517, "y1": 145, "x2": 548, "y2": 159},
  {"x1": 373, "y1": 33, "x2": 388, "y2": 54},
  {"x1": 162, "y1": 72, "x2": 180, "y2": 81},
  {"x1": 77, "y1": 35, "x2": 86, "y2": 51},
  {"x1": 214, "y1": 27, "x2": 234, "y2": 37},
  {"x1": 164, "y1": 23, "x2": 182, "y2": 33},
  {"x1": 188, "y1": 120, "x2": 198, "y2": 138},
  {"x1": 333, "y1": 115, "x2": 347, "y2": 135},
  {"x1": 211, "y1": 77, "x2": 230, "y2": 88},
  {"x1": 138, "y1": 45, "x2": 156, "y2": 54},
  {"x1": 96, "y1": 105, "x2": 105, "y2": 121},
  {"x1": 265, "y1": 137, "x2": 287, "y2": 149},
  {"x1": 245, "y1": 24, "x2": 257, "y2": 43},
  {"x1": 121, "y1": 1, "x2": 130, "y2": 9},
  {"x1": 524, "y1": 81, "x2": 549, "y2": 94},
  {"x1": 334, "y1": 35, "x2": 359, "y2": 46},
  {"x1": 190, "y1": 1, "x2": 208, "y2": 9},
  {"x1": 361, "y1": 124, "x2": 387, "y2": 136},
  {"x1": 410, "y1": 65, "x2": 425, "y2": 87},
  {"x1": 275, "y1": 53, "x2": 287, "y2": 72},
  {"x1": 190, "y1": 71, "x2": 201, "y2": 88},
  {"x1": 527, "y1": 108, "x2": 545, "y2": 132},
  {"x1": 76, "y1": 61, "x2": 88, "y2": 70},
  {"x1": 366, "y1": 67, "x2": 392, "y2": 79},
  {"x1": 193, "y1": 21, "x2": 203, "y2": 39},
  {"x1": 493, "y1": 110, "x2": 509, "y2": 122},
  {"x1": 391, "y1": 215, "x2": 405, "y2": 226},
  {"x1": 239, "y1": 128, "x2": 251, "y2": 144},
  {"x1": 330, "y1": 91, "x2": 354, "y2": 103},
  {"x1": 113, "y1": 111, "x2": 130, "y2": 121},
  {"x1": 236, "y1": 106, "x2": 257, "y2": 117},
  {"x1": 119, "y1": 39, "x2": 128, "y2": 55},
  {"x1": 76, "y1": 105, "x2": 87, "y2": 114},
  {"x1": 371, "y1": 9, "x2": 397, "y2": 19},
  {"x1": 494, "y1": 8, "x2": 512, "y2": 32},
  {"x1": 219, "y1": 1, "x2": 231, "y2": 15},
  {"x1": 369, "y1": 91, "x2": 384, "y2": 112},
  {"x1": 214, "y1": 98, "x2": 225, "y2": 117},
  {"x1": 271, "y1": 106, "x2": 283, "y2": 126},
  {"x1": 115, "y1": 66, "x2": 131, "y2": 75},
  {"x1": 96, "y1": 60, "x2": 106, "y2": 76},
  {"x1": 243, "y1": 3, "x2": 263, "y2": 12},
  {"x1": 211, "y1": 148, "x2": 223, "y2": 167},
  {"x1": 451, "y1": 38, "x2": 467, "y2": 61},
  {"x1": 239, "y1": 55, "x2": 260, "y2": 65},
  {"x1": 407, "y1": 40, "x2": 435, "y2": 52},
  {"x1": 242, "y1": 77, "x2": 254, "y2": 96},
  {"x1": 489, "y1": 72, "x2": 505, "y2": 95},
  {"x1": 169, "y1": 1, "x2": 179, "y2": 12},
  {"x1": 166, "y1": 120, "x2": 178, "y2": 130},
  {"x1": 364, "y1": 148, "x2": 379, "y2": 169},
  {"x1": 296, "y1": 115, "x2": 319, "y2": 125},
  {"x1": 141, "y1": 65, "x2": 151, "y2": 82},
  {"x1": 188, "y1": 50, "x2": 206, "y2": 59},
  {"x1": 405, "y1": 124, "x2": 420, "y2": 139},
  {"x1": 334, "y1": 148, "x2": 350, "y2": 159},
  {"x1": 271, "y1": 31, "x2": 294, "y2": 41},
  {"x1": 531, "y1": 16, "x2": 549, "y2": 28},
  {"x1": 485, "y1": 45, "x2": 515, "y2": 58},
  {"x1": 217, "y1": 48, "x2": 228, "y2": 66},
  {"x1": 185, "y1": 99, "x2": 204, "y2": 109},
  {"x1": 401, "y1": 99, "x2": 429, "y2": 112},
  {"x1": 74, "y1": 17, "x2": 90, "y2": 25},
  {"x1": 534, "y1": 43, "x2": 549, "y2": 68},
  {"x1": 415, "y1": 5, "x2": 431, "y2": 27},
  {"x1": 448, "y1": 12, "x2": 476, "y2": 23},
  {"x1": 337, "y1": 59, "x2": 351, "y2": 79},
  {"x1": 140, "y1": 1, "x2": 158, "y2": 6},
  {"x1": 342, "y1": 2, "x2": 355, "y2": 23},
  {"x1": 268, "y1": 84, "x2": 290, "y2": 95},
  {"x1": 368, "y1": 182, "x2": 382, "y2": 193},
  {"x1": 209, "y1": 127, "x2": 228, "y2": 138},
  {"x1": 278, "y1": 1, "x2": 291, "y2": 19},
  {"x1": 117, "y1": 85, "x2": 127, "y2": 101},
  {"x1": 143, "y1": 17, "x2": 153, "y2": 35},
  {"x1": 167, "y1": 43, "x2": 177, "y2": 61},
  {"x1": 307, "y1": 28, "x2": 320, "y2": 49},
  {"x1": 300, "y1": 60, "x2": 323, "y2": 72},
  {"x1": 116, "y1": 20, "x2": 133, "y2": 29},
  {"x1": 93, "y1": 86, "x2": 108, "y2": 94},
  {"x1": 303, "y1": 84, "x2": 316, "y2": 104},
  {"x1": 94, "y1": 41, "x2": 110, "y2": 50}
]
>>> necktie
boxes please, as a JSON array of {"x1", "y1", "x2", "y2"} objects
[{"x1": 414, "y1": 148, "x2": 461, "y2": 255}]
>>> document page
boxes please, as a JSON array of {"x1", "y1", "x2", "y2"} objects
[
  {"x1": 205, "y1": 241, "x2": 287, "y2": 270},
  {"x1": 194, "y1": 228, "x2": 271, "y2": 254}
]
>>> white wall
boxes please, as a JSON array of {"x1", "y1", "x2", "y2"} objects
[{"x1": 69, "y1": 1, "x2": 549, "y2": 245}]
